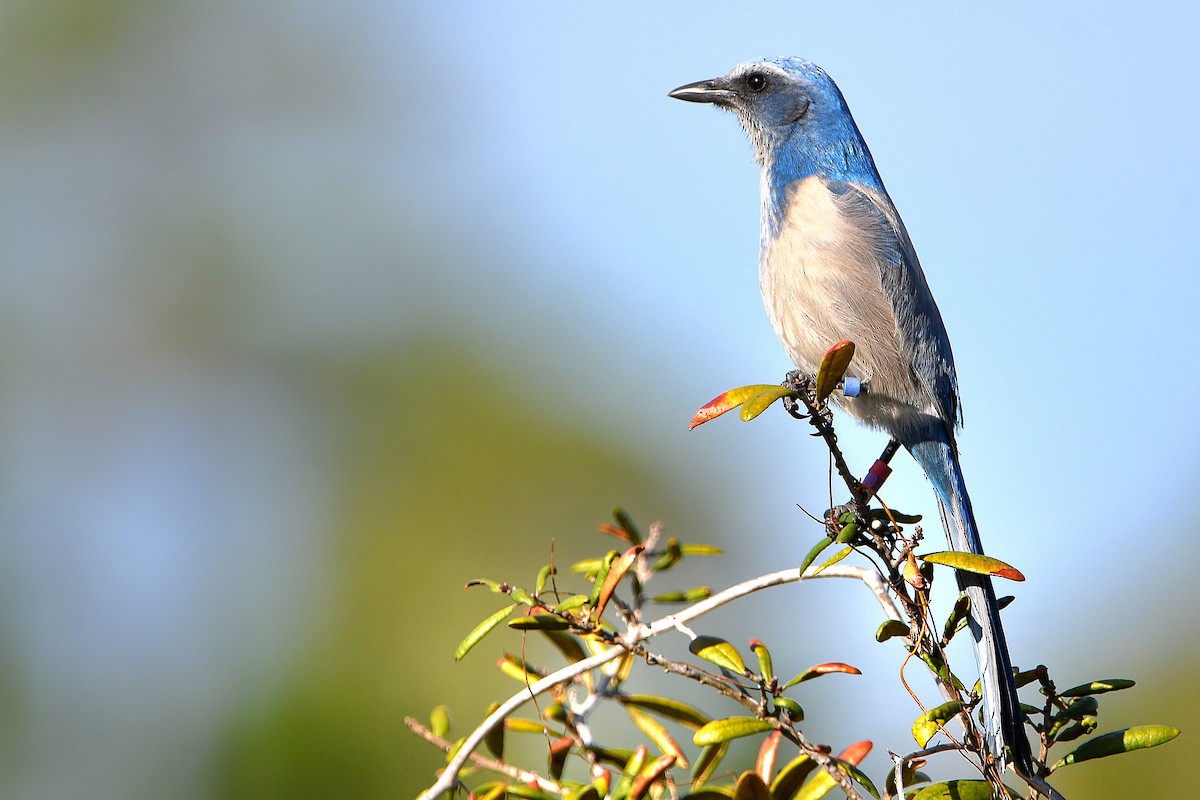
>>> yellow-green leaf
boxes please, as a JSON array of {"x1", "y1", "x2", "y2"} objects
[
  {"x1": 652, "y1": 585, "x2": 712, "y2": 603},
  {"x1": 689, "y1": 635, "x2": 747, "y2": 674},
  {"x1": 909, "y1": 781, "x2": 994, "y2": 800},
  {"x1": 535, "y1": 564, "x2": 555, "y2": 595},
  {"x1": 620, "y1": 694, "x2": 710, "y2": 730},
  {"x1": 815, "y1": 340, "x2": 855, "y2": 403},
  {"x1": 693, "y1": 717, "x2": 775, "y2": 747},
  {"x1": 454, "y1": 605, "x2": 516, "y2": 661},
  {"x1": 749, "y1": 638, "x2": 774, "y2": 685},
  {"x1": 919, "y1": 551, "x2": 1025, "y2": 581},
  {"x1": 691, "y1": 384, "x2": 782, "y2": 429},
  {"x1": 912, "y1": 700, "x2": 962, "y2": 747},
  {"x1": 1059, "y1": 678, "x2": 1136, "y2": 697},
  {"x1": 627, "y1": 706, "x2": 688, "y2": 767},
  {"x1": 680, "y1": 543, "x2": 723, "y2": 556},
  {"x1": 813, "y1": 545, "x2": 853, "y2": 575},
  {"x1": 740, "y1": 385, "x2": 798, "y2": 422},
  {"x1": 504, "y1": 717, "x2": 546, "y2": 734},
  {"x1": 1051, "y1": 725, "x2": 1180, "y2": 770},
  {"x1": 795, "y1": 740, "x2": 874, "y2": 800},
  {"x1": 429, "y1": 704, "x2": 450, "y2": 738}
]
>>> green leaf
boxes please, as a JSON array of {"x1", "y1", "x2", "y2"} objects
[
  {"x1": 689, "y1": 635, "x2": 747, "y2": 674},
  {"x1": 690, "y1": 742, "x2": 729, "y2": 788},
  {"x1": 773, "y1": 697, "x2": 803, "y2": 721},
  {"x1": 429, "y1": 704, "x2": 450, "y2": 738},
  {"x1": 912, "y1": 700, "x2": 962, "y2": 747},
  {"x1": 798, "y1": 536, "x2": 833, "y2": 575},
  {"x1": 740, "y1": 385, "x2": 798, "y2": 421},
  {"x1": 1058, "y1": 678, "x2": 1136, "y2": 697},
  {"x1": 1054, "y1": 716, "x2": 1098, "y2": 743},
  {"x1": 555, "y1": 594, "x2": 590, "y2": 612},
  {"x1": 484, "y1": 702, "x2": 504, "y2": 758},
  {"x1": 769, "y1": 754, "x2": 816, "y2": 800},
  {"x1": 868, "y1": 508, "x2": 922, "y2": 524},
  {"x1": 875, "y1": 619, "x2": 910, "y2": 643},
  {"x1": 834, "y1": 520, "x2": 858, "y2": 544},
  {"x1": 509, "y1": 614, "x2": 571, "y2": 631},
  {"x1": 453, "y1": 605, "x2": 516, "y2": 661},
  {"x1": 693, "y1": 717, "x2": 775, "y2": 746},
  {"x1": 1059, "y1": 696, "x2": 1100, "y2": 720},
  {"x1": 919, "y1": 551, "x2": 1025, "y2": 581},
  {"x1": 535, "y1": 564, "x2": 555, "y2": 595},
  {"x1": 651, "y1": 585, "x2": 712, "y2": 603},
  {"x1": 613, "y1": 507, "x2": 642, "y2": 545},
  {"x1": 1052, "y1": 725, "x2": 1180, "y2": 770},
  {"x1": 942, "y1": 594, "x2": 971, "y2": 642},
  {"x1": 909, "y1": 781, "x2": 994, "y2": 800},
  {"x1": 620, "y1": 694, "x2": 710, "y2": 730},
  {"x1": 732, "y1": 770, "x2": 772, "y2": 800}
]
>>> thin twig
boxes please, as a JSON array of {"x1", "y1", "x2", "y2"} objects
[{"x1": 405, "y1": 716, "x2": 566, "y2": 793}]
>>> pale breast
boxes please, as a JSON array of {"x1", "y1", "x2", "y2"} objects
[{"x1": 760, "y1": 176, "x2": 932, "y2": 431}]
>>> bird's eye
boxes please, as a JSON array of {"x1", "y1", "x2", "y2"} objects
[{"x1": 746, "y1": 73, "x2": 768, "y2": 93}]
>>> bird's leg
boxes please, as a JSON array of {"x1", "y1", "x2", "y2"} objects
[{"x1": 861, "y1": 439, "x2": 901, "y2": 496}]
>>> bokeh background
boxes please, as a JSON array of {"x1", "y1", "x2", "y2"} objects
[{"x1": 2, "y1": 2, "x2": 1198, "y2": 797}]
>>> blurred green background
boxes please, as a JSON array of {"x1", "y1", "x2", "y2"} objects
[{"x1": 1, "y1": 2, "x2": 1197, "y2": 797}]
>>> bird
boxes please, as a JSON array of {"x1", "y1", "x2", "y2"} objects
[{"x1": 669, "y1": 58, "x2": 1035, "y2": 779}]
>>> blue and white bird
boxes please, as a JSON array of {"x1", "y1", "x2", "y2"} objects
[{"x1": 670, "y1": 58, "x2": 1033, "y2": 777}]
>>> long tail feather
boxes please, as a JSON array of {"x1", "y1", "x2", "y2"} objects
[{"x1": 906, "y1": 433, "x2": 1034, "y2": 774}]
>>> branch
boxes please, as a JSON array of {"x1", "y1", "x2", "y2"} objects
[{"x1": 417, "y1": 562, "x2": 899, "y2": 798}]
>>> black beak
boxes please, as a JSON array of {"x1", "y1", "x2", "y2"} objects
[{"x1": 668, "y1": 77, "x2": 735, "y2": 106}]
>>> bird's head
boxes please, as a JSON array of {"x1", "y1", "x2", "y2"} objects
[{"x1": 669, "y1": 57, "x2": 862, "y2": 173}]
